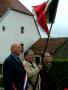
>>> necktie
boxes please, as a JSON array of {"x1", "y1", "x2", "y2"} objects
[{"x1": 16, "y1": 56, "x2": 21, "y2": 63}]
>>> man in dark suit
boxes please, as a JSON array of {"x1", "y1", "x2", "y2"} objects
[
  {"x1": 40, "y1": 52, "x2": 57, "y2": 90},
  {"x1": 3, "y1": 43, "x2": 28, "y2": 90}
]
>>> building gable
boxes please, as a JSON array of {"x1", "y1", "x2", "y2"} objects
[{"x1": 11, "y1": 0, "x2": 33, "y2": 15}]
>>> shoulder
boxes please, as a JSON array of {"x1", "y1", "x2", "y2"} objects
[
  {"x1": 33, "y1": 62, "x2": 37, "y2": 67},
  {"x1": 23, "y1": 60, "x2": 27, "y2": 64},
  {"x1": 23, "y1": 60, "x2": 32, "y2": 68},
  {"x1": 23, "y1": 60, "x2": 29, "y2": 67},
  {"x1": 4, "y1": 54, "x2": 14, "y2": 66}
]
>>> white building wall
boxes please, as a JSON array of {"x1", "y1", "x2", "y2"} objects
[{"x1": 0, "y1": 10, "x2": 40, "y2": 63}]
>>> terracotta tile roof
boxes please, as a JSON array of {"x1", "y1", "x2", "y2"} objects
[
  {"x1": 0, "y1": 0, "x2": 33, "y2": 17},
  {"x1": 31, "y1": 38, "x2": 67, "y2": 55},
  {"x1": 11, "y1": 0, "x2": 33, "y2": 15},
  {"x1": 0, "y1": 0, "x2": 11, "y2": 17}
]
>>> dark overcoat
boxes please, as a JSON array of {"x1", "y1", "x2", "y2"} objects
[{"x1": 3, "y1": 54, "x2": 27, "y2": 90}]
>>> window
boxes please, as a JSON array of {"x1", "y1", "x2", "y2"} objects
[
  {"x1": 35, "y1": 55, "x2": 42, "y2": 65},
  {"x1": 20, "y1": 43, "x2": 24, "y2": 53},
  {"x1": 21, "y1": 26, "x2": 24, "y2": 34},
  {"x1": 35, "y1": 57, "x2": 40, "y2": 64},
  {"x1": 2, "y1": 26, "x2": 5, "y2": 31}
]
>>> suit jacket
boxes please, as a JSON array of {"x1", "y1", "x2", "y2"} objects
[
  {"x1": 3, "y1": 54, "x2": 27, "y2": 90},
  {"x1": 40, "y1": 63, "x2": 57, "y2": 90}
]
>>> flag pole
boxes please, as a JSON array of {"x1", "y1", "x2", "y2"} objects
[
  {"x1": 33, "y1": 23, "x2": 53, "y2": 90},
  {"x1": 42, "y1": 0, "x2": 59, "y2": 62},
  {"x1": 33, "y1": 16, "x2": 42, "y2": 38},
  {"x1": 32, "y1": 6, "x2": 42, "y2": 38},
  {"x1": 41, "y1": 23, "x2": 53, "y2": 63}
]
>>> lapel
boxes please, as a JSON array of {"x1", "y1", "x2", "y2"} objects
[
  {"x1": 10, "y1": 54, "x2": 21, "y2": 63},
  {"x1": 10, "y1": 54, "x2": 24, "y2": 72},
  {"x1": 26, "y1": 61, "x2": 35, "y2": 69}
]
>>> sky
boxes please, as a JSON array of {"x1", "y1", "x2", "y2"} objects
[{"x1": 19, "y1": 0, "x2": 68, "y2": 38}]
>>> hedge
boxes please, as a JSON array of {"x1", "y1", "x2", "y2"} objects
[
  {"x1": 49, "y1": 61, "x2": 68, "y2": 90},
  {"x1": 0, "y1": 77, "x2": 4, "y2": 87}
]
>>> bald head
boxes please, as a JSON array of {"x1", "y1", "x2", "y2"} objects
[{"x1": 11, "y1": 43, "x2": 22, "y2": 56}]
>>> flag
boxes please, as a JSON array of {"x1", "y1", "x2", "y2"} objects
[
  {"x1": 46, "y1": 0, "x2": 59, "y2": 23},
  {"x1": 33, "y1": 0, "x2": 59, "y2": 35},
  {"x1": 33, "y1": 2, "x2": 49, "y2": 35}
]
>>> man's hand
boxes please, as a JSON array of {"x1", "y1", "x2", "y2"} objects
[{"x1": 38, "y1": 65, "x2": 42, "y2": 70}]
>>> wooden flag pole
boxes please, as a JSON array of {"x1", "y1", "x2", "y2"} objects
[
  {"x1": 42, "y1": 0, "x2": 59, "y2": 61},
  {"x1": 41, "y1": 23, "x2": 53, "y2": 63},
  {"x1": 33, "y1": 23, "x2": 53, "y2": 90}
]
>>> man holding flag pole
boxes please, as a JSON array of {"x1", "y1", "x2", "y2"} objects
[{"x1": 32, "y1": 0, "x2": 59, "y2": 90}]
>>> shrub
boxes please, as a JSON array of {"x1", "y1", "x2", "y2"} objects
[
  {"x1": 0, "y1": 77, "x2": 4, "y2": 87},
  {"x1": 49, "y1": 61, "x2": 68, "y2": 90}
]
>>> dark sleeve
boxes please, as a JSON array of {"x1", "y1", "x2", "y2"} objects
[{"x1": 3, "y1": 59, "x2": 13, "y2": 90}]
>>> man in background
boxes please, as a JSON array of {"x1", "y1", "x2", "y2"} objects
[{"x1": 40, "y1": 52, "x2": 57, "y2": 90}]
